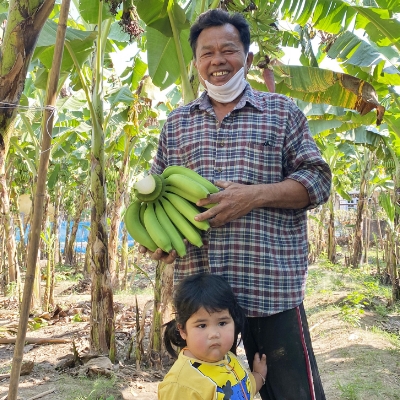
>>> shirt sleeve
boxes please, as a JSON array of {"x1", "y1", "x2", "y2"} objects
[
  {"x1": 283, "y1": 101, "x2": 332, "y2": 210},
  {"x1": 150, "y1": 122, "x2": 169, "y2": 175}
]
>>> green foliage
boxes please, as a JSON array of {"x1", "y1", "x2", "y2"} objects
[
  {"x1": 28, "y1": 317, "x2": 48, "y2": 331},
  {"x1": 309, "y1": 254, "x2": 397, "y2": 327},
  {"x1": 72, "y1": 313, "x2": 83, "y2": 323}
]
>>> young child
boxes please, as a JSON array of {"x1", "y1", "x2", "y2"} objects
[{"x1": 158, "y1": 273, "x2": 267, "y2": 399}]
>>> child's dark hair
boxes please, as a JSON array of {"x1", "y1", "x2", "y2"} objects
[{"x1": 163, "y1": 273, "x2": 247, "y2": 358}]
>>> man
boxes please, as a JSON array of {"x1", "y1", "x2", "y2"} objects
[{"x1": 145, "y1": 9, "x2": 331, "y2": 400}]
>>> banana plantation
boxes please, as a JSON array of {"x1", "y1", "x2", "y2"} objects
[{"x1": 0, "y1": 0, "x2": 399, "y2": 398}]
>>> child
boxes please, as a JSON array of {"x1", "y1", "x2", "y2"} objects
[{"x1": 158, "y1": 273, "x2": 267, "y2": 400}]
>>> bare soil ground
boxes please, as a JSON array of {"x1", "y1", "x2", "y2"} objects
[{"x1": 0, "y1": 263, "x2": 399, "y2": 400}]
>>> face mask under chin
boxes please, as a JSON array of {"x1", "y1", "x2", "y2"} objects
[{"x1": 201, "y1": 66, "x2": 247, "y2": 104}]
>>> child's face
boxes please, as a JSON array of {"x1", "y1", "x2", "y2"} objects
[{"x1": 178, "y1": 307, "x2": 235, "y2": 363}]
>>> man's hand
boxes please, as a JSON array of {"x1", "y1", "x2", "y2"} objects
[
  {"x1": 195, "y1": 178, "x2": 310, "y2": 227},
  {"x1": 138, "y1": 245, "x2": 178, "y2": 264},
  {"x1": 195, "y1": 181, "x2": 256, "y2": 227}
]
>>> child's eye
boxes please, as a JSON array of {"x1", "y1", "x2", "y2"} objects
[
  {"x1": 197, "y1": 324, "x2": 206, "y2": 328},
  {"x1": 219, "y1": 321, "x2": 227, "y2": 326}
]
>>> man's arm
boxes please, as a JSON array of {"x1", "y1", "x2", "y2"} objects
[{"x1": 196, "y1": 178, "x2": 310, "y2": 228}]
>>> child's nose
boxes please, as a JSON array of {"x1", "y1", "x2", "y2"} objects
[{"x1": 209, "y1": 328, "x2": 221, "y2": 339}]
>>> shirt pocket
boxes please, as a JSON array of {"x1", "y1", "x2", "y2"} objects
[{"x1": 241, "y1": 134, "x2": 282, "y2": 184}]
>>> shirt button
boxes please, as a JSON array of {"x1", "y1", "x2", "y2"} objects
[
  {"x1": 215, "y1": 168, "x2": 223, "y2": 173},
  {"x1": 219, "y1": 142, "x2": 225, "y2": 147}
]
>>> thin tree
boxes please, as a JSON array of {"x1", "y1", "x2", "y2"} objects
[{"x1": 7, "y1": 1, "x2": 70, "y2": 398}]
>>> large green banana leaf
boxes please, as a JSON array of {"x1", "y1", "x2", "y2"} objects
[
  {"x1": 248, "y1": 66, "x2": 385, "y2": 124},
  {"x1": 276, "y1": 0, "x2": 400, "y2": 52},
  {"x1": 33, "y1": 19, "x2": 97, "y2": 71},
  {"x1": 135, "y1": 0, "x2": 190, "y2": 36},
  {"x1": 146, "y1": 26, "x2": 192, "y2": 89},
  {"x1": 326, "y1": 31, "x2": 400, "y2": 86}
]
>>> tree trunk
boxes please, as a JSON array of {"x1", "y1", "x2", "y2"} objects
[
  {"x1": 108, "y1": 132, "x2": 135, "y2": 288},
  {"x1": 64, "y1": 182, "x2": 89, "y2": 265},
  {"x1": 88, "y1": 7, "x2": 115, "y2": 359},
  {"x1": 161, "y1": 262, "x2": 174, "y2": 326},
  {"x1": 0, "y1": 179, "x2": 17, "y2": 284},
  {"x1": 0, "y1": 0, "x2": 56, "y2": 291},
  {"x1": 351, "y1": 150, "x2": 372, "y2": 268},
  {"x1": 149, "y1": 261, "x2": 163, "y2": 369},
  {"x1": 121, "y1": 225, "x2": 128, "y2": 291},
  {"x1": 327, "y1": 192, "x2": 336, "y2": 263},
  {"x1": 7, "y1": 1, "x2": 68, "y2": 398},
  {"x1": 316, "y1": 203, "x2": 327, "y2": 257}
]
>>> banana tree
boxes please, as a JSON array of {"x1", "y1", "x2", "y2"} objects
[
  {"x1": 0, "y1": 0, "x2": 55, "y2": 287},
  {"x1": 134, "y1": 0, "x2": 197, "y2": 104},
  {"x1": 378, "y1": 134, "x2": 400, "y2": 302},
  {"x1": 106, "y1": 92, "x2": 160, "y2": 288},
  {"x1": 62, "y1": 0, "x2": 118, "y2": 358},
  {"x1": 273, "y1": 0, "x2": 400, "y2": 134}
]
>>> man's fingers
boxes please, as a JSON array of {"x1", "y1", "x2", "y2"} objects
[{"x1": 137, "y1": 245, "x2": 177, "y2": 264}]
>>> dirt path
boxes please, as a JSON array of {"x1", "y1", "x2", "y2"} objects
[{"x1": 0, "y1": 265, "x2": 399, "y2": 400}]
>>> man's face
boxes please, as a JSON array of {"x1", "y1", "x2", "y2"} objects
[{"x1": 194, "y1": 24, "x2": 252, "y2": 87}]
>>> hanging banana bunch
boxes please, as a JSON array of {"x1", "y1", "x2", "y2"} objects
[{"x1": 124, "y1": 166, "x2": 219, "y2": 257}]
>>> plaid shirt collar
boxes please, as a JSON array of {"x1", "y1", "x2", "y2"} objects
[{"x1": 189, "y1": 83, "x2": 265, "y2": 113}]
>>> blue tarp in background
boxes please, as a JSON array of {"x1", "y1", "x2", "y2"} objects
[{"x1": 16, "y1": 221, "x2": 134, "y2": 254}]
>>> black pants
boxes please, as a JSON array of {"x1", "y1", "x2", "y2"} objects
[{"x1": 242, "y1": 303, "x2": 326, "y2": 400}]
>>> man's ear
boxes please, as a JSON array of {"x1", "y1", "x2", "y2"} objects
[
  {"x1": 177, "y1": 324, "x2": 187, "y2": 340},
  {"x1": 246, "y1": 52, "x2": 254, "y2": 71}
]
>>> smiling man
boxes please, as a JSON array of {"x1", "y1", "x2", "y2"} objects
[{"x1": 147, "y1": 9, "x2": 332, "y2": 400}]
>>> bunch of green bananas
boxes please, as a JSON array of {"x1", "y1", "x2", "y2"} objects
[{"x1": 124, "y1": 166, "x2": 219, "y2": 257}]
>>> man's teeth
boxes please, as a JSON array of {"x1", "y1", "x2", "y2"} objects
[{"x1": 212, "y1": 71, "x2": 228, "y2": 76}]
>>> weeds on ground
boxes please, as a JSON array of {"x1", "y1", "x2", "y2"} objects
[
  {"x1": 308, "y1": 255, "x2": 397, "y2": 327},
  {"x1": 59, "y1": 375, "x2": 119, "y2": 400}
]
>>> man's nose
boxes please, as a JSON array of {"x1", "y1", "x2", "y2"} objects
[{"x1": 210, "y1": 52, "x2": 226, "y2": 65}]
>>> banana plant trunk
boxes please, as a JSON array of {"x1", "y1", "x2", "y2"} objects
[
  {"x1": 316, "y1": 202, "x2": 328, "y2": 257},
  {"x1": 64, "y1": 181, "x2": 89, "y2": 265},
  {"x1": 0, "y1": 182, "x2": 17, "y2": 284},
  {"x1": 88, "y1": 8, "x2": 115, "y2": 359},
  {"x1": 327, "y1": 192, "x2": 336, "y2": 263},
  {"x1": 351, "y1": 150, "x2": 372, "y2": 268},
  {"x1": 0, "y1": 0, "x2": 55, "y2": 290},
  {"x1": 150, "y1": 261, "x2": 163, "y2": 368},
  {"x1": 108, "y1": 132, "x2": 137, "y2": 288},
  {"x1": 7, "y1": 1, "x2": 68, "y2": 398}
]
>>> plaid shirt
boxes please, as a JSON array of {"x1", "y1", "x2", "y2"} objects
[{"x1": 151, "y1": 84, "x2": 331, "y2": 317}]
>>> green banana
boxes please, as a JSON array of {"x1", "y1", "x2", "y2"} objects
[
  {"x1": 134, "y1": 174, "x2": 165, "y2": 202},
  {"x1": 165, "y1": 185, "x2": 216, "y2": 209},
  {"x1": 155, "y1": 200, "x2": 187, "y2": 257},
  {"x1": 143, "y1": 202, "x2": 173, "y2": 253},
  {"x1": 160, "y1": 197, "x2": 204, "y2": 248},
  {"x1": 163, "y1": 192, "x2": 210, "y2": 231},
  {"x1": 161, "y1": 166, "x2": 219, "y2": 194},
  {"x1": 139, "y1": 202, "x2": 146, "y2": 224},
  {"x1": 124, "y1": 199, "x2": 157, "y2": 252},
  {"x1": 165, "y1": 184, "x2": 199, "y2": 204},
  {"x1": 165, "y1": 174, "x2": 210, "y2": 201}
]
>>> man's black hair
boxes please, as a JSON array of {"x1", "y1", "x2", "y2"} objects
[{"x1": 189, "y1": 9, "x2": 250, "y2": 58}]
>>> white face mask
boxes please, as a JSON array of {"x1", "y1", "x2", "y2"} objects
[{"x1": 201, "y1": 66, "x2": 247, "y2": 104}]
